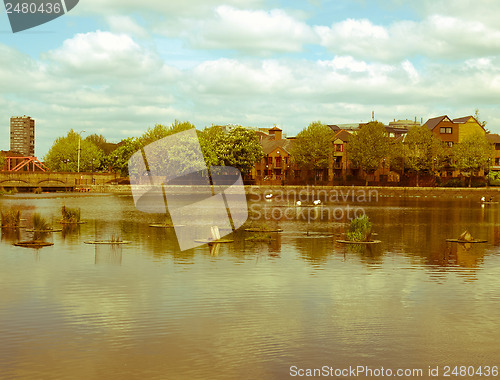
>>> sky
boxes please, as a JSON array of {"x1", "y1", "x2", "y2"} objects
[{"x1": 1, "y1": 0, "x2": 500, "y2": 158}]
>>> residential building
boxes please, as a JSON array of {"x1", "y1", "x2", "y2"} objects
[
  {"x1": 486, "y1": 133, "x2": 500, "y2": 171},
  {"x1": 251, "y1": 126, "x2": 295, "y2": 185},
  {"x1": 423, "y1": 115, "x2": 485, "y2": 147},
  {"x1": 10, "y1": 116, "x2": 35, "y2": 156}
]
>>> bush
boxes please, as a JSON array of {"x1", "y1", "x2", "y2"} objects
[
  {"x1": 61, "y1": 205, "x2": 81, "y2": 223},
  {"x1": 346, "y1": 215, "x2": 372, "y2": 242},
  {"x1": 33, "y1": 213, "x2": 50, "y2": 231},
  {"x1": 1, "y1": 208, "x2": 21, "y2": 228},
  {"x1": 441, "y1": 178, "x2": 462, "y2": 187}
]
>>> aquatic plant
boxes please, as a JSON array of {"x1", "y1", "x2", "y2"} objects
[
  {"x1": 1, "y1": 208, "x2": 21, "y2": 228},
  {"x1": 61, "y1": 205, "x2": 81, "y2": 223},
  {"x1": 110, "y1": 233, "x2": 123, "y2": 243},
  {"x1": 33, "y1": 213, "x2": 50, "y2": 231},
  {"x1": 346, "y1": 215, "x2": 372, "y2": 242}
]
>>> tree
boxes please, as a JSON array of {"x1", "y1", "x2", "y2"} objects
[
  {"x1": 452, "y1": 132, "x2": 493, "y2": 187},
  {"x1": 106, "y1": 138, "x2": 141, "y2": 177},
  {"x1": 43, "y1": 129, "x2": 104, "y2": 172},
  {"x1": 474, "y1": 108, "x2": 489, "y2": 132},
  {"x1": 402, "y1": 126, "x2": 446, "y2": 186},
  {"x1": 198, "y1": 126, "x2": 225, "y2": 168},
  {"x1": 0, "y1": 152, "x2": 6, "y2": 171},
  {"x1": 347, "y1": 121, "x2": 389, "y2": 185},
  {"x1": 290, "y1": 121, "x2": 334, "y2": 184},
  {"x1": 219, "y1": 127, "x2": 264, "y2": 175}
]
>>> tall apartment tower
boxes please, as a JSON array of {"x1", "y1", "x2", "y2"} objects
[{"x1": 10, "y1": 116, "x2": 35, "y2": 156}]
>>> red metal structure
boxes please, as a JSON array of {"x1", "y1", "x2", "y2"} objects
[{"x1": 3, "y1": 156, "x2": 49, "y2": 172}]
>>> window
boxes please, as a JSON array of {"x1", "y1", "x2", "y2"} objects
[
  {"x1": 440, "y1": 127, "x2": 452, "y2": 134},
  {"x1": 334, "y1": 144, "x2": 343, "y2": 152},
  {"x1": 444, "y1": 141, "x2": 453, "y2": 147}
]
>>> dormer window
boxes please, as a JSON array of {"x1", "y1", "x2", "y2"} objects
[{"x1": 440, "y1": 127, "x2": 452, "y2": 134}]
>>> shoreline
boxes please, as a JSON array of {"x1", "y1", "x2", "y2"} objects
[{"x1": 72, "y1": 184, "x2": 500, "y2": 200}]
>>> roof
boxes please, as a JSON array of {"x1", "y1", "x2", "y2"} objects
[
  {"x1": 452, "y1": 116, "x2": 473, "y2": 123},
  {"x1": 424, "y1": 115, "x2": 450, "y2": 130},
  {"x1": 486, "y1": 133, "x2": 500, "y2": 144},
  {"x1": 328, "y1": 123, "x2": 361, "y2": 132},
  {"x1": 333, "y1": 129, "x2": 352, "y2": 142},
  {"x1": 261, "y1": 138, "x2": 293, "y2": 155},
  {"x1": 268, "y1": 126, "x2": 282, "y2": 132}
]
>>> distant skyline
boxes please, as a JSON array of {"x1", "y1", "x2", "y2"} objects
[{"x1": 1, "y1": 0, "x2": 499, "y2": 157}]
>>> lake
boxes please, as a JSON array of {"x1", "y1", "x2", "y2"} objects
[{"x1": 1, "y1": 193, "x2": 499, "y2": 379}]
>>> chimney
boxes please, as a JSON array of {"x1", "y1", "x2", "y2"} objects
[{"x1": 269, "y1": 126, "x2": 282, "y2": 140}]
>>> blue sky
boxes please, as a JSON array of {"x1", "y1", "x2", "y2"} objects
[{"x1": 1, "y1": 0, "x2": 500, "y2": 157}]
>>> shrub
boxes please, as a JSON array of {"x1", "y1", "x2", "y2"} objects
[
  {"x1": 1, "y1": 208, "x2": 21, "y2": 228},
  {"x1": 33, "y1": 213, "x2": 50, "y2": 231},
  {"x1": 61, "y1": 205, "x2": 81, "y2": 223},
  {"x1": 346, "y1": 215, "x2": 372, "y2": 242},
  {"x1": 441, "y1": 178, "x2": 462, "y2": 187}
]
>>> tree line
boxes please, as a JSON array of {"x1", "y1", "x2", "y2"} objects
[
  {"x1": 42, "y1": 121, "x2": 263, "y2": 177},
  {"x1": 291, "y1": 121, "x2": 494, "y2": 186}
]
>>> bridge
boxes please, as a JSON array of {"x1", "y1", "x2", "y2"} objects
[{"x1": 0, "y1": 171, "x2": 121, "y2": 192}]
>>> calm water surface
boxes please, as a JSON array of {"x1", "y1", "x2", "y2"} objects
[{"x1": 1, "y1": 193, "x2": 500, "y2": 379}]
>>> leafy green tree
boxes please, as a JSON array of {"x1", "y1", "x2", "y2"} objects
[
  {"x1": 347, "y1": 121, "x2": 389, "y2": 185},
  {"x1": 85, "y1": 134, "x2": 118, "y2": 156},
  {"x1": 290, "y1": 121, "x2": 334, "y2": 184},
  {"x1": 198, "y1": 126, "x2": 225, "y2": 168},
  {"x1": 474, "y1": 108, "x2": 489, "y2": 132},
  {"x1": 43, "y1": 129, "x2": 104, "y2": 172},
  {"x1": 138, "y1": 120, "x2": 195, "y2": 148},
  {"x1": 219, "y1": 126, "x2": 264, "y2": 175},
  {"x1": 105, "y1": 138, "x2": 141, "y2": 177},
  {"x1": 452, "y1": 132, "x2": 493, "y2": 187},
  {"x1": 403, "y1": 126, "x2": 446, "y2": 186},
  {"x1": 198, "y1": 126, "x2": 263, "y2": 175},
  {"x1": 0, "y1": 152, "x2": 6, "y2": 171}
]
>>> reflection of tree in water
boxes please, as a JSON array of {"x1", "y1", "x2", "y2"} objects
[
  {"x1": 61, "y1": 223, "x2": 80, "y2": 240},
  {"x1": 341, "y1": 243, "x2": 384, "y2": 266},
  {"x1": 94, "y1": 245, "x2": 122, "y2": 265},
  {"x1": 1, "y1": 227, "x2": 20, "y2": 243}
]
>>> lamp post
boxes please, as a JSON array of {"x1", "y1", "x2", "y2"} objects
[{"x1": 77, "y1": 130, "x2": 86, "y2": 173}]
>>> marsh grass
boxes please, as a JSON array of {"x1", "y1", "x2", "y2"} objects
[
  {"x1": 61, "y1": 206, "x2": 81, "y2": 223},
  {"x1": 1, "y1": 208, "x2": 21, "y2": 228},
  {"x1": 33, "y1": 213, "x2": 51, "y2": 231},
  {"x1": 346, "y1": 215, "x2": 372, "y2": 242}
]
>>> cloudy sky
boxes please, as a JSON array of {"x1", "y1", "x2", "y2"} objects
[{"x1": 1, "y1": 0, "x2": 500, "y2": 157}]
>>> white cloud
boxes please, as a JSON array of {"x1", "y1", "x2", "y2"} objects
[
  {"x1": 106, "y1": 15, "x2": 148, "y2": 38},
  {"x1": 317, "y1": 15, "x2": 500, "y2": 62},
  {"x1": 189, "y1": 6, "x2": 316, "y2": 54}
]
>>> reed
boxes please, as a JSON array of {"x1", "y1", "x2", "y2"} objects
[
  {"x1": 61, "y1": 205, "x2": 81, "y2": 223},
  {"x1": 346, "y1": 215, "x2": 372, "y2": 242},
  {"x1": 1, "y1": 208, "x2": 21, "y2": 228},
  {"x1": 33, "y1": 213, "x2": 50, "y2": 231}
]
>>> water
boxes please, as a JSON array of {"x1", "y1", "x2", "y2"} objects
[{"x1": 1, "y1": 194, "x2": 500, "y2": 379}]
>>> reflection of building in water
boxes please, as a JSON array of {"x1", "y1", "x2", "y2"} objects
[{"x1": 95, "y1": 246, "x2": 122, "y2": 265}]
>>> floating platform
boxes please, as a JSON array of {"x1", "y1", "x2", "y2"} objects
[
  {"x1": 337, "y1": 240, "x2": 382, "y2": 244},
  {"x1": 245, "y1": 228, "x2": 283, "y2": 233},
  {"x1": 14, "y1": 240, "x2": 54, "y2": 248},
  {"x1": 446, "y1": 239, "x2": 487, "y2": 243},
  {"x1": 84, "y1": 241, "x2": 131, "y2": 245},
  {"x1": 26, "y1": 228, "x2": 63, "y2": 233},
  {"x1": 59, "y1": 221, "x2": 87, "y2": 225},
  {"x1": 195, "y1": 239, "x2": 234, "y2": 244},
  {"x1": 149, "y1": 224, "x2": 185, "y2": 228}
]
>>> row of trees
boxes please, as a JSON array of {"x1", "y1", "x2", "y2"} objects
[
  {"x1": 291, "y1": 120, "x2": 494, "y2": 186},
  {"x1": 43, "y1": 121, "x2": 264, "y2": 177}
]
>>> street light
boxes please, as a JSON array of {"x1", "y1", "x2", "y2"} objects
[{"x1": 77, "y1": 130, "x2": 86, "y2": 173}]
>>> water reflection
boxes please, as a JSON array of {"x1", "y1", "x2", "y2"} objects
[{"x1": 1, "y1": 195, "x2": 500, "y2": 379}]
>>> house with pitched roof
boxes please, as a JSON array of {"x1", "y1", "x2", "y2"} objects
[
  {"x1": 486, "y1": 133, "x2": 500, "y2": 171},
  {"x1": 251, "y1": 127, "x2": 296, "y2": 185},
  {"x1": 423, "y1": 115, "x2": 485, "y2": 147}
]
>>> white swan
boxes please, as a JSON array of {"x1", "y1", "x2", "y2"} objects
[
  {"x1": 296, "y1": 201, "x2": 301, "y2": 206},
  {"x1": 265, "y1": 193, "x2": 273, "y2": 199},
  {"x1": 313, "y1": 200, "x2": 321, "y2": 205}
]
